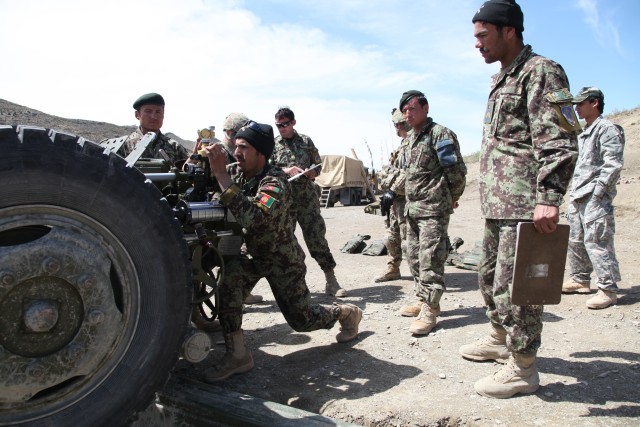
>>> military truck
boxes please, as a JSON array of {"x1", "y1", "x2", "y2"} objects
[{"x1": 0, "y1": 125, "x2": 238, "y2": 426}]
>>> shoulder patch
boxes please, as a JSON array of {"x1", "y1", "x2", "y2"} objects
[
  {"x1": 545, "y1": 88, "x2": 573, "y2": 104},
  {"x1": 257, "y1": 192, "x2": 277, "y2": 210}
]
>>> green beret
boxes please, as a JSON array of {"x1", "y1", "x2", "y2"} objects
[
  {"x1": 399, "y1": 90, "x2": 427, "y2": 111},
  {"x1": 133, "y1": 93, "x2": 165, "y2": 110}
]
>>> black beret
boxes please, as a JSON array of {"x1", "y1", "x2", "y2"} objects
[
  {"x1": 235, "y1": 121, "x2": 275, "y2": 159},
  {"x1": 133, "y1": 93, "x2": 165, "y2": 110},
  {"x1": 399, "y1": 90, "x2": 427, "y2": 111},
  {"x1": 472, "y1": 0, "x2": 524, "y2": 33}
]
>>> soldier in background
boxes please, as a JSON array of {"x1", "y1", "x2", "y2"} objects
[
  {"x1": 201, "y1": 121, "x2": 362, "y2": 382},
  {"x1": 562, "y1": 87, "x2": 624, "y2": 309},
  {"x1": 115, "y1": 92, "x2": 187, "y2": 163},
  {"x1": 375, "y1": 108, "x2": 410, "y2": 283},
  {"x1": 185, "y1": 112, "x2": 264, "y2": 306},
  {"x1": 270, "y1": 107, "x2": 347, "y2": 297},
  {"x1": 461, "y1": 0, "x2": 578, "y2": 399},
  {"x1": 397, "y1": 90, "x2": 467, "y2": 335}
]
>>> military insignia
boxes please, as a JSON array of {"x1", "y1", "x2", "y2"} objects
[
  {"x1": 545, "y1": 88, "x2": 573, "y2": 104},
  {"x1": 484, "y1": 101, "x2": 495, "y2": 124},
  {"x1": 261, "y1": 185, "x2": 281, "y2": 194},
  {"x1": 258, "y1": 193, "x2": 276, "y2": 209},
  {"x1": 561, "y1": 105, "x2": 576, "y2": 126}
]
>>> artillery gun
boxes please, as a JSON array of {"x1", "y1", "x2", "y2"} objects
[{"x1": 0, "y1": 125, "x2": 241, "y2": 426}]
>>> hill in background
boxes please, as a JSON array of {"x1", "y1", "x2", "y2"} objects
[{"x1": 0, "y1": 99, "x2": 195, "y2": 151}]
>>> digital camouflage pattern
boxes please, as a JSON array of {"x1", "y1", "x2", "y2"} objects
[
  {"x1": 479, "y1": 45, "x2": 578, "y2": 354},
  {"x1": 270, "y1": 131, "x2": 336, "y2": 271},
  {"x1": 404, "y1": 118, "x2": 466, "y2": 306},
  {"x1": 478, "y1": 219, "x2": 543, "y2": 353},
  {"x1": 404, "y1": 118, "x2": 467, "y2": 218},
  {"x1": 216, "y1": 163, "x2": 339, "y2": 334},
  {"x1": 567, "y1": 116, "x2": 624, "y2": 291},
  {"x1": 381, "y1": 140, "x2": 410, "y2": 268},
  {"x1": 479, "y1": 45, "x2": 579, "y2": 220},
  {"x1": 117, "y1": 127, "x2": 188, "y2": 163}
]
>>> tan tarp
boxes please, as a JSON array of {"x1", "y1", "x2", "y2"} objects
[{"x1": 315, "y1": 155, "x2": 367, "y2": 191}]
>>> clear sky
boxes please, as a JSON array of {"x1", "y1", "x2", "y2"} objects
[{"x1": 1, "y1": 0, "x2": 637, "y2": 170}]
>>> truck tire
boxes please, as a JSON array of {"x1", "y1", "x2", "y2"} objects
[{"x1": 0, "y1": 126, "x2": 192, "y2": 426}]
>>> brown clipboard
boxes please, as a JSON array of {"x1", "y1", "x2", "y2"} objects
[{"x1": 510, "y1": 222, "x2": 570, "y2": 305}]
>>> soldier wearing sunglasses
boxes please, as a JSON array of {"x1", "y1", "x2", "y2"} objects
[{"x1": 271, "y1": 107, "x2": 347, "y2": 298}]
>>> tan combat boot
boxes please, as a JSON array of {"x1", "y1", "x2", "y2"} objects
[
  {"x1": 325, "y1": 269, "x2": 347, "y2": 297},
  {"x1": 399, "y1": 301, "x2": 440, "y2": 317},
  {"x1": 204, "y1": 329, "x2": 254, "y2": 382},
  {"x1": 586, "y1": 289, "x2": 617, "y2": 309},
  {"x1": 408, "y1": 303, "x2": 438, "y2": 335},
  {"x1": 562, "y1": 279, "x2": 591, "y2": 294},
  {"x1": 374, "y1": 264, "x2": 401, "y2": 283},
  {"x1": 335, "y1": 304, "x2": 363, "y2": 343},
  {"x1": 244, "y1": 293, "x2": 263, "y2": 304},
  {"x1": 459, "y1": 323, "x2": 510, "y2": 364},
  {"x1": 474, "y1": 352, "x2": 539, "y2": 399}
]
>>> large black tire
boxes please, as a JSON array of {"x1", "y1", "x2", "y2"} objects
[{"x1": 0, "y1": 126, "x2": 191, "y2": 426}]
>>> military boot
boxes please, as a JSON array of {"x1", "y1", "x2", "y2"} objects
[
  {"x1": 325, "y1": 269, "x2": 347, "y2": 297},
  {"x1": 408, "y1": 303, "x2": 438, "y2": 335},
  {"x1": 399, "y1": 301, "x2": 440, "y2": 317},
  {"x1": 374, "y1": 264, "x2": 401, "y2": 282},
  {"x1": 474, "y1": 352, "x2": 539, "y2": 399},
  {"x1": 562, "y1": 279, "x2": 591, "y2": 294},
  {"x1": 459, "y1": 323, "x2": 510, "y2": 364},
  {"x1": 335, "y1": 303, "x2": 363, "y2": 343},
  {"x1": 204, "y1": 329, "x2": 254, "y2": 383},
  {"x1": 586, "y1": 289, "x2": 617, "y2": 309}
]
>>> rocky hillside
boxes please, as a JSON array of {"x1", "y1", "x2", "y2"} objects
[{"x1": 0, "y1": 99, "x2": 194, "y2": 150}]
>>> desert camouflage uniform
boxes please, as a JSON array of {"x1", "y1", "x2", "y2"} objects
[
  {"x1": 270, "y1": 131, "x2": 337, "y2": 272},
  {"x1": 567, "y1": 116, "x2": 624, "y2": 291},
  {"x1": 478, "y1": 45, "x2": 578, "y2": 353},
  {"x1": 405, "y1": 118, "x2": 466, "y2": 307},
  {"x1": 117, "y1": 127, "x2": 188, "y2": 163},
  {"x1": 217, "y1": 163, "x2": 339, "y2": 334},
  {"x1": 380, "y1": 140, "x2": 410, "y2": 269}
]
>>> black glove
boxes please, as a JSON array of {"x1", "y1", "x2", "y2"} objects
[{"x1": 379, "y1": 191, "x2": 395, "y2": 217}]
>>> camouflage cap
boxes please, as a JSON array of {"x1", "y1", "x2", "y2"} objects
[
  {"x1": 391, "y1": 109, "x2": 405, "y2": 124},
  {"x1": 223, "y1": 112, "x2": 250, "y2": 132},
  {"x1": 133, "y1": 93, "x2": 165, "y2": 110},
  {"x1": 572, "y1": 86, "x2": 604, "y2": 103}
]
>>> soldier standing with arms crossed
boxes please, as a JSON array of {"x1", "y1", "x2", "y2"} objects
[
  {"x1": 271, "y1": 107, "x2": 347, "y2": 297},
  {"x1": 460, "y1": 0, "x2": 579, "y2": 398},
  {"x1": 375, "y1": 108, "x2": 411, "y2": 283},
  {"x1": 397, "y1": 90, "x2": 467, "y2": 335},
  {"x1": 562, "y1": 87, "x2": 625, "y2": 309}
]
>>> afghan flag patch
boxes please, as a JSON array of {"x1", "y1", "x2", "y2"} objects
[
  {"x1": 261, "y1": 185, "x2": 281, "y2": 194},
  {"x1": 258, "y1": 193, "x2": 276, "y2": 209}
]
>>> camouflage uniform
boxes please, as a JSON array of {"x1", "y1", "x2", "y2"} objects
[
  {"x1": 380, "y1": 140, "x2": 410, "y2": 270},
  {"x1": 217, "y1": 163, "x2": 339, "y2": 334},
  {"x1": 479, "y1": 45, "x2": 578, "y2": 353},
  {"x1": 405, "y1": 118, "x2": 466, "y2": 307},
  {"x1": 566, "y1": 116, "x2": 624, "y2": 291},
  {"x1": 270, "y1": 131, "x2": 336, "y2": 272},
  {"x1": 117, "y1": 127, "x2": 188, "y2": 163}
]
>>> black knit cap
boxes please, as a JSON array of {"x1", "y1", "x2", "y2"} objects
[
  {"x1": 133, "y1": 93, "x2": 165, "y2": 110},
  {"x1": 235, "y1": 121, "x2": 275, "y2": 159},
  {"x1": 399, "y1": 90, "x2": 427, "y2": 111},
  {"x1": 472, "y1": 0, "x2": 524, "y2": 33}
]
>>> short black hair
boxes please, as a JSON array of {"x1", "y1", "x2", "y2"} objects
[{"x1": 275, "y1": 107, "x2": 295, "y2": 121}]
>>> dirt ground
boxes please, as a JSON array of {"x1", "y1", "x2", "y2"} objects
[{"x1": 172, "y1": 111, "x2": 640, "y2": 427}]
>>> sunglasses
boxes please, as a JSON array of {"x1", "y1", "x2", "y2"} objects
[
  {"x1": 275, "y1": 121, "x2": 292, "y2": 129},
  {"x1": 243, "y1": 120, "x2": 271, "y2": 137}
]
